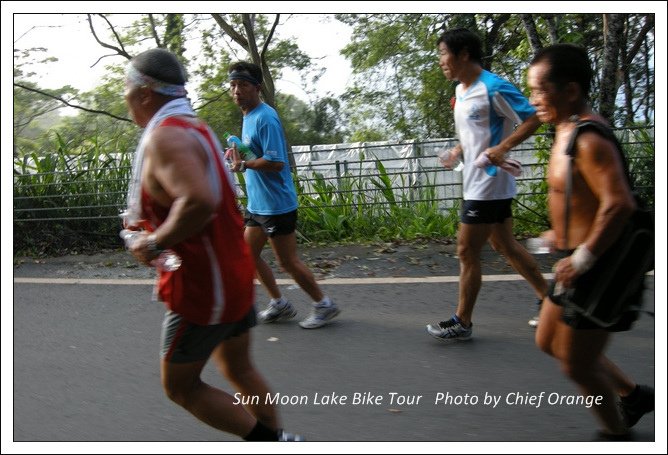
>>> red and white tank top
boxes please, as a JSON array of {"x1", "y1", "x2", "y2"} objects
[{"x1": 140, "y1": 116, "x2": 255, "y2": 325}]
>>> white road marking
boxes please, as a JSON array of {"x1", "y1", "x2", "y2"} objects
[{"x1": 13, "y1": 274, "x2": 556, "y2": 286}]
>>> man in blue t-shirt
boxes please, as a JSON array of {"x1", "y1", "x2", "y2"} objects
[
  {"x1": 426, "y1": 28, "x2": 548, "y2": 341},
  {"x1": 227, "y1": 61, "x2": 339, "y2": 329}
]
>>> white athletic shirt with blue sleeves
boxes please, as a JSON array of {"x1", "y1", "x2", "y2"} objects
[
  {"x1": 241, "y1": 103, "x2": 298, "y2": 215},
  {"x1": 454, "y1": 69, "x2": 536, "y2": 201}
]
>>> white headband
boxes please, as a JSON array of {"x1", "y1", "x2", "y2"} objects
[{"x1": 126, "y1": 64, "x2": 187, "y2": 97}]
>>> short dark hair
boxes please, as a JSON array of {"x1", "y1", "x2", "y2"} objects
[
  {"x1": 131, "y1": 48, "x2": 187, "y2": 85},
  {"x1": 228, "y1": 61, "x2": 263, "y2": 85},
  {"x1": 531, "y1": 44, "x2": 592, "y2": 97},
  {"x1": 436, "y1": 28, "x2": 483, "y2": 65}
]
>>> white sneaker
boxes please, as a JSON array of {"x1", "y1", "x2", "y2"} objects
[
  {"x1": 257, "y1": 299, "x2": 297, "y2": 324},
  {"x1": 528, "y1": 298, "x2": 542, "y2": 328},
  {"x1": 528, "y1": 315, "x2": 539, "y2": 328},
  {"x1": 299, "y1": 301, "x2": 340, "y2": 329},
  {"x1": 278, "y1": 429, "x2": 305, "y2": 441}
]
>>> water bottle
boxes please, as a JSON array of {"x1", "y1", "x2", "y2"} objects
[
  {"x1": 526, "y1": 237, "x2": 551, "y2": 254},
  {"x1": 224, "y1": 132, "x2": 256, "y2": 160},
  {"x1": 485, "y1": 165, "x2": 498, "y2": 176},
  {"x1": 437, "y1": 149, "x2": 464, "y2": 172},
  {"x1": 120, "y1": 229, "x2": 182, "y2": 272}
]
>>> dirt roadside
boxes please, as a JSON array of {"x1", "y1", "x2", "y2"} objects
[{"x1": 13, "y1": 239, "x2": 557, "y2": 280}]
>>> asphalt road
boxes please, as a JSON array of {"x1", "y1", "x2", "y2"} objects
[{"x1": 9, "y1": 242, "x2": 660, "y2": 451}]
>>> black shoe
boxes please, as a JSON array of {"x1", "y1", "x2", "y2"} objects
[
  {"x1": 619, "y1": 385, "x2": 654, "y2": 428},
  {"x1": 593, "y1": 430, "x2": 636, "y2": 441}
]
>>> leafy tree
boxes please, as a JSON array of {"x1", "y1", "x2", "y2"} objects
[
  {"x1": 337, "y1": 13, "x2": 654, "y2": 141},
  {"x1": 278, "y1": 94, "x2": 346, "y2": 146},
  {"x1": 14, "y1": 14, "x2": 349, "y2": 156},
  {"x1": 12, "y1": 46, "x2": 79, "y2": 156},
  {"x1": 14, "y1": 13, "x2": 654, "y2": 157}
]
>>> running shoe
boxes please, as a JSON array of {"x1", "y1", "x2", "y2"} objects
[
  {"x1": 298, "y1": 301, "x2": 340, "y2": 329},
  {"x1": 278, "y1": 429, "x2": 305, "y2": 441},
  {"x1": 619, "y1": 385, "x2": 654, "y2": 428},
  {"x1": 426, "y1": 316, "x2": 473, "y2": 341},
  {"x1": 528, "y1": 315, "x2": 540, "y2": 328},
  {"x1": 257, "y1": 299, "x2": 297, "y2": 323}
]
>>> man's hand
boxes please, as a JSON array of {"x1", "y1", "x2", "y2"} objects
[
  {"x1": 485, "y1": 144, "x2": 510, "y2": 166},
  {"x1": 438, "y1": 146, "x2": 461, "y2": 170},
  {"x1": 226, "y1": 146, "x2": 244, "y2": 172},
  {"x1": 124, "y1": 231, "x2": 159, "y2": 266}
]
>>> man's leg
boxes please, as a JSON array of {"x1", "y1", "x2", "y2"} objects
[
  {"x1": 535, "y1": 299, "x2": 627, "y2": 435},
  {"x1": 269, "y1": 232, "x2": 340, "y2": 328},
  {"x1": 245, "y1": 225, "x2": 298, "y2": 323},
  {"x1": 489, "y1": 217, "x2": 548, "y2": 299},
  {"x1": 245, "y1": 225, "x2": 281, "y2": 300},
  {"x1": 268, "y1": 232, "x2": 324, "y2": 302},
  {"x1": 213, "y1": 331, "x2": 280, "y2": 430},
  {"x1": 160, "y1": 357, "x2": 256, "y2": 437},
  {"x1": 455, "y1": 222, "x2": 492, "y2": 326}
]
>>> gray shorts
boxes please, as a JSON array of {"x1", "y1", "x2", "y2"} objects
[{"x1": 160, "y1": 307, "x2": 257, "y2": 363}]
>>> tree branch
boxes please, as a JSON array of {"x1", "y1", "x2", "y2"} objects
[
  {"x1": 625, "y1": 14, "x2": 654, "y2": 66},
  {"x1": 89, "y1": 52, "x2": 123, "y2": 68},
  {"x1": 195, "y1": 92, "x2": 228, "y2": 111},
  {"x1": 87, "y1": 14, "x2": 132, "y2": 61},
  {"x1": 14, "y1": 83, "x2": 132, "y2": 122},
  {"x1": 242, "y1": 14, "x2": 261, "y2": 63},
  {"x1": 148, "y1": 14, "x2": 163, "y2": 48},
  {"x1": 261, "y1": 14, "x2": 280, "y2": 58},
  {"x1": 211, "y1": 13, "x2": 248, "y2": 47}
]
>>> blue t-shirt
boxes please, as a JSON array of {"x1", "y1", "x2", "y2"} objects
[
  {"x1": 242, "y1": 103, "x2": 298, "y2": 215},
  {"x1": 454, "y1": 70, "x2": 536, "y2": 200}
]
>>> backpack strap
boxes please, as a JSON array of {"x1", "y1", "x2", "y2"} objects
[
  {"x1": 563, "y1": 119, "x2": 637, "y2": 248},
  {"x1": 566, "y1": 120, "x2": 633, "y2": 187},
  {"x1": 564, "y1": 120, "x2": 644, "y2": 249}
]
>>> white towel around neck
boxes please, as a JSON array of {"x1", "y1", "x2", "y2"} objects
[{"x1": 124, "y1": 97, "x2": 195, "y2": 225}]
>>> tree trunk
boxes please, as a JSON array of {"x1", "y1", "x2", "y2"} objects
[
  {"x1": 520, "y1": 14, "x2": 543, "y2": 56},
  {"x1": 543, "y1": 14, "x2": 559, "y2": 44},
  {"x1": 164, "y1": 14, "x2": 187, "y2": 61},
  {"x1": 618, "y1": 15, "x2": 653, "y2": 126},
  {"x1": 211, "y1": 13, "x2": 294, "y2": 166},
  {"x1": 212, "y1": 13, "x2": 279, "y2": 108},
  {"x1": 481, "y1": 14, "x2": 510, "y2": 71},
  {"x1": 642, "y1": 40, "x2": 651, "y2": 124},
  {"x1": 241, "y1": 14, "x2": 275, "y2": 108},
  {"x1": 600, "y1": 13, "x2": 625, "y2": 125},
  {"x1": 621, "y1": 43, "x2": 634, "y2": 126}
]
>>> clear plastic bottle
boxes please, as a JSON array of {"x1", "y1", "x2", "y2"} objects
[
  {"x1": 120, "y1": 229, "x2": 182, "y2": 272},
  {"x1": 526, "y1": 237, "x2": 551, "y2": 254},
  {"x1": 224, "y1": 132, "x2": 256, "y2": 160},
  {"x1": 437, "y1": 149, "x2": 464, "y2": 172}
]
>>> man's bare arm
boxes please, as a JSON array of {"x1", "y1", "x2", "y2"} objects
[{"x1": 146, "y1": 126, "x2": 216, "y2": 249}]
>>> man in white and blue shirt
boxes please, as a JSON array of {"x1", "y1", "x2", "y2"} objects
[{"x1": 427, "y1": 28, "x2": 548, "y2": 341}]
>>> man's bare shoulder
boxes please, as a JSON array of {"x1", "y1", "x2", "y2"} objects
[
  {"x1": 147, "y1": 120, "x2": 203, "y2": 157},
  {"x1": 573, "y1": 129, "x2": 619, "y2": 167}
]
